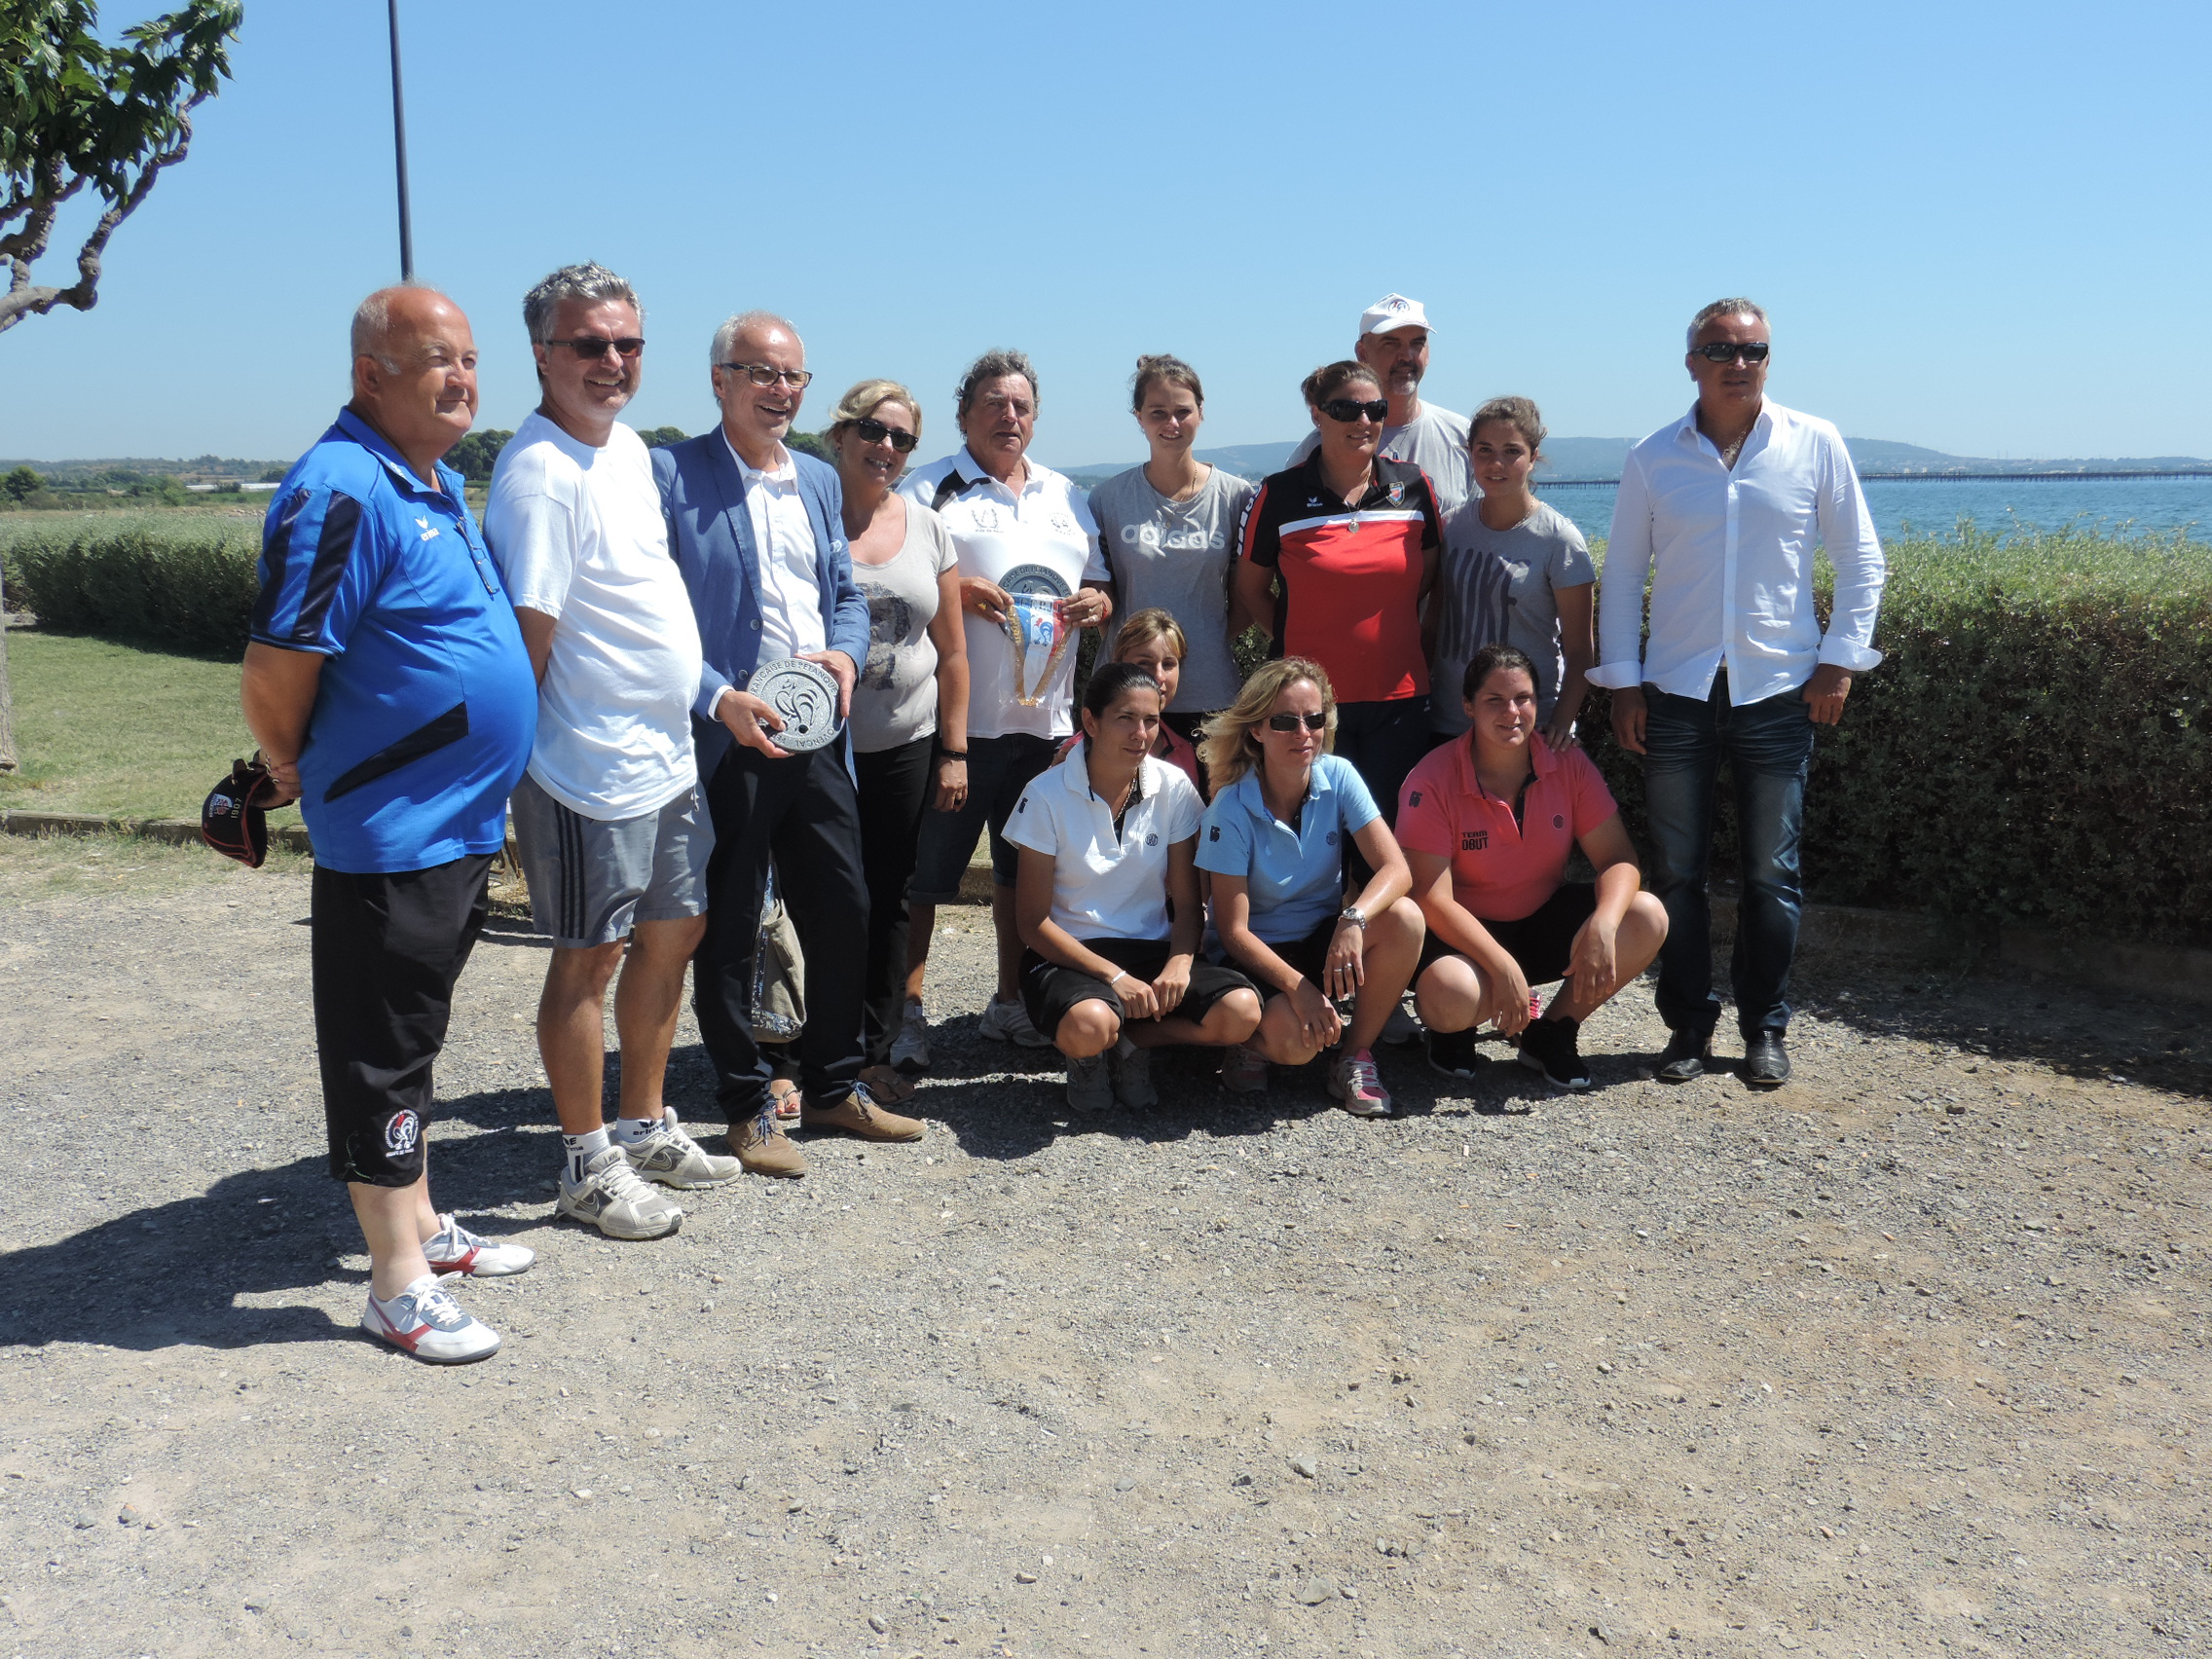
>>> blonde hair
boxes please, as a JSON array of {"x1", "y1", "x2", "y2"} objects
[
  {"x1": 1112, "y1": 607, "x2": 1188, "y2": 662},
  {"x1": 828, "y1": 378, "x2": 922, "y2": 441},
  {"x1": 1199, "y1": 658, "x2": 1337, "y2": 791}
]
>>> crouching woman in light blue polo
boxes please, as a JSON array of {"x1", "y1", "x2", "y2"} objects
[
  {"x1": 1009, "y1": 662, "x2": 1263, "y2": 1112},
  {"x1": 1198, "y1": 657, "x2": 1425, "y2": 1117}
]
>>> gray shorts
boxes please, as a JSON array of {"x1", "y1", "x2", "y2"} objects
[{"x1": 510, "y1": 772, "x2": 713, "y2": 949}]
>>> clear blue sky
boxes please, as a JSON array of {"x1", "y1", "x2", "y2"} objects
[{"x1": 4, "y1": 0, "x2": 2207, "y2": 466}]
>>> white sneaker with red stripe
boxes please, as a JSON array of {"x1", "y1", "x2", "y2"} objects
[
  {"x1": 360, "y1": 1273, "x2": 501, "y2": 1364},
  {"x1": 421, "y1": 1212, "x2": 535, "y2": 1277}
]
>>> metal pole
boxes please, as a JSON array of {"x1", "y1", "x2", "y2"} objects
[{"x1": 387, "y1": 0, "x2": 414, "y2": 281}]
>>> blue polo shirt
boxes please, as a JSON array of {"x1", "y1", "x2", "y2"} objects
[
  {"x1": 253, "y1": 409, "x2": 535, "y2": 874},
  {"x1": 1197, "y1": 754, "x2": 1381, "y2": 942}
]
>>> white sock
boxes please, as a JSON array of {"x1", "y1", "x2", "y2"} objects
[
  {"x1": 611, "y1": 1115, "x2": 662, "y2": 1146},
  {"x1": 563, "y1": 1127, "x2": 609, "y2": 1182}
]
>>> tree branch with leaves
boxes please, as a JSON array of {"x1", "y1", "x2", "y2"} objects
[{"x1": 1, "y1": 0, "x2": 240, "y2": 336}]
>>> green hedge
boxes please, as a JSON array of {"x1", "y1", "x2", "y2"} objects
[
  {"x1": 1577, "y1": 526, "x2": 2212, "y2": 947},
  {"x1": 2, "y1": 512, "x2": 261, "y2": 653}
]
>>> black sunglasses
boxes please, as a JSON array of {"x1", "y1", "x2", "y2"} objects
[
  {"x1": 1318, "y1": 397, "x2": 1388, "y2": 424},
  {"x1": 1266, "y1": 711, "x2": 1329, "y2": 732},
  {"x1": 852, "y1": 416, "x2": 918, "y2": 453},
  {"x1": 552, "y1": 335, "x2": 644, "y2": 360},
  {"x1": 1692, "y1": 341, "x2": 1770, "y2": 364}
]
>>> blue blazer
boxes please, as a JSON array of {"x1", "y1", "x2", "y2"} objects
[{"x1": 653, "y1": 432, "x2": 870, "y2": 777}]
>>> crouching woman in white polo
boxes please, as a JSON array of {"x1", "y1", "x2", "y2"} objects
[{"x1": 1009, "y1": 661, "x2": 1263, "y2": 1111}]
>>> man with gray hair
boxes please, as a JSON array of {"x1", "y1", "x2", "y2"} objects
[
  {"x1": 485, "y1": 263, "x2": 738, "y2": 1241},
  {"x1": 1288, "y1": 292, "x2": 1474, "y2": 515},
  {"x1": 654, "y1": 310, "x2": 922, "y2": 1179},
  {"x1": 1593, "y1": 297, "x2": 1886, "y2": 1088}
]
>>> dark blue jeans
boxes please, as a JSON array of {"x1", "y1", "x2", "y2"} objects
[{"x1": 1642, "y1": 674, "x2": 1816, "y2": 1040}]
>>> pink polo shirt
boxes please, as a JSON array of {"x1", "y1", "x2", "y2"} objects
[{"x1": 1395, "y1": 733, "x2": 1618, "y2": 922}]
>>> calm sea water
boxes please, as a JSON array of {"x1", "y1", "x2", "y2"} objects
[{"x1": 1538, "y1": 472, "x2": 2212, "y2": 545}]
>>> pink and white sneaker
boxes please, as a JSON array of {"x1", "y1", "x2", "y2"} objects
[
  {"x1": 361, "y1": 1273, "x2": 501, "y2": 1364},
  {"x1": 422, "y1": 1212, "x2": 535, "y2": 1277},
  {"x1": 1327, "y1": 1048, "x2": 1393, "y2": 1118}
]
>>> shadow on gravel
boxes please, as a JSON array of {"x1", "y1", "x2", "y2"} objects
[{"x1": 0, "y1": 1090, "x2": 554, "y2": 1355}]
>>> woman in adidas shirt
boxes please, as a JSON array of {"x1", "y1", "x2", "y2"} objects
[{"x1": 1007, "y1": 662, "x2": 1262, "y2": 1112}]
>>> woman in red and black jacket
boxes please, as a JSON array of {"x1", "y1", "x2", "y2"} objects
[{"x1": 1234, "y1": 358, "x2": 1443, "y2": 828}]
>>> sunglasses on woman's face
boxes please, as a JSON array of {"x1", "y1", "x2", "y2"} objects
[
  {"x1": 1319, "y1": 397, "x2": 1387, "y2": 424},
  {"x1": 853, "y1": 416, "x2": 918, "y2": 453},
  {"x1": 1266, "y1": 711, "x2": 1329, "y2": 732}
]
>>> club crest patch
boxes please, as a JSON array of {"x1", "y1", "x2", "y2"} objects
[
  {"x1": 1386, "y1": 482, "x2": 1406, "y2": 506},
  {"x1": 385, "y1": 1110, "x2": 421, "y2": 1157}
]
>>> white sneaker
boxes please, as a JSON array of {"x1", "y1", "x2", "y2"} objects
[
  {"x1": 978, "y1": 994, "x2": 1051, "y2": 1048},
  {"x1": 422, "y1": 1212, "x2": 535, "y2": 1277},
  {"x1": 558, "y1": 1145, "x2": 683, "y2": 1240},
  {"x1": 622, "y1": 1108, "x2": 740, "y2": 1188},
  {"x1": 1065, "y1": 1051, "x2": 1113, "y2": 1112},
  {"x1": 361, "y1": 1273, "x2": 500, "y2": 1364},
  {"x1": 889, "y1": 999, "x2": 931, "y2": 1072},
  {"x1": 1111, "y1": 1038, "x2": 1158, "y2": 1109}
]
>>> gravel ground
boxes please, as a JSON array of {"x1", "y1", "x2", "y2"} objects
[{"x1": 1, "y1": 833, "x2": 2206, "y2": 1659}]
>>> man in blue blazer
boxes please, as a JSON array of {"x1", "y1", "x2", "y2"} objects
[{"x1": 654, "y1": 309, "x2": 924, "y2": 1176}]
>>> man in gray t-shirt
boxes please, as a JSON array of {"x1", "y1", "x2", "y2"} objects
[
  {"x1": 1288, "y1": 291, "x2": 1474, "y2": 516},
  {"x1": 1430, "y1": 497, "x2": 1596, "y2": 737},
  {"x1": 1085, "y1": 462, "x2": 1257, "y2": 712}
]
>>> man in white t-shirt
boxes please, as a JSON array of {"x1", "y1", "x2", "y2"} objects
[
  {"x1": 895, "y1": 349, "x2": 1113, "y2": 1054},
  {"x1": 1288, "y1": 292, "x2": 1474, "y2": 516},
  {"x1": 485, "y1": 262, "x2": 737, "y2": 1243}
]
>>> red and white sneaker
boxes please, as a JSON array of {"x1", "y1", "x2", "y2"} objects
[
  {"x1": 361, "y1": 1273, "x2": 501, "y2": 1364},
  {"x1": 1327, "y1": 1048, "x2": 1393, "y2": 1118},
  {"x1": 422, "y1": 1212, "x2": 535, "y2": 1277}
]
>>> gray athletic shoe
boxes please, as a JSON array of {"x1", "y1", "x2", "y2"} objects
[
  {"x1": 558, "y1": 1145, "x2": 682, "y2": 1239},
  {"x1": 1065, "y1": 1051, "x2": 1113, "y2": 1112},
  {"x1": 622, "y1": 1108, "x2": 740, "y2": 1188},
  {"x1": 890, "y1": 999, "x2": 931, "y2": 1072},
  {"x1": 1111, "y1": 1038, "x2": 1158, "y2": 1109},
  {"x1": 979, "y1": 993, "x2": 1052, "y2": 1048}
]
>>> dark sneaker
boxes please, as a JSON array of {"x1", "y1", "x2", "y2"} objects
[
  {"x1": 1655, "y1": 1027, "x2": 1714, "y2": 1084},
  {"x1": 1427, "y1": 1027, "x2": 1485, "y2": 1081},
  {"x1": 1742, "y1": 1031, "x2": 1792, "y2": 1088},
  {"x1": 1518, "y1": 1016, "x2": 1591, "y2": 1092}
]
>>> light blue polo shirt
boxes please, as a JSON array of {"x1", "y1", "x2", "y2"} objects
[{"x1": 1197, "y1": 754, "x2": 1381, "y2": 942}]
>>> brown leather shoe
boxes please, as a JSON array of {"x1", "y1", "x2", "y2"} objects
[
  {"x1": 730, "y1": 1104, "x2": 808, "y2": 1178},
  {"x1": 803, "y1": 1081, "x2": 924, "y2": 1143}
]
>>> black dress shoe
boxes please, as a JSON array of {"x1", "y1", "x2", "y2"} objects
[
  {"x1": 1743, "y1": 1030, "x2": 1792, "y2": 1088},
  {"x1": 1655, "y1": 1027, "x2": 1714, "y2": 1083}
]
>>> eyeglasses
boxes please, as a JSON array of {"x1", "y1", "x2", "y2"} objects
[
  {"x1": 1318, "y1": 397, "x2": 1387, "y2": 424},
  {"x1": 1691, "y1": 341, "x2": 1771, "y2": 364},
  {"x1": 1265, "y1": 711, "x2": 1329, "y2": 732},
  {"x1": 552, "y1": 335, "x2": 644, "y2": 360},
  {"x1": 852, "y1": 416, "x2": 918, "y2": 453},
  {"x1": 721, "y1": 362, "x2": 815, "y2": 388}
]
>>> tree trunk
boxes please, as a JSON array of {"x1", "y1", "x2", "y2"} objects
[{"x1": 0, "y1": 571, "x2": 17, "y2": 771}]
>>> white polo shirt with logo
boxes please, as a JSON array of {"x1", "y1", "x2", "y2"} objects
[
  {"x1": 899, "y1": 446, "x2": 1108, "y2": 741},
  {"x1": 1004, "y1": 741, "x2": 1202, "y2": 941}
]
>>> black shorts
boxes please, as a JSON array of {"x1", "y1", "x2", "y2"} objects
[
  {"x1": 1223, "y1": 915, "x2": 1340, "y2": 990},
  {"x1": 312, "y1": 854, "x2": 493, "y2": 1187},
  {"x1": 1020, "y1": 938, "x2": 1255, "y2": 1041},
  {"x1": 1418, "y1": 882, "x2": 1595, "y2": 987}
]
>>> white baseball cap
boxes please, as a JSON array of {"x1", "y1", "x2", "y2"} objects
[{"x1": 1358, "y1": 292, "x2": 1432, "y2": 337}]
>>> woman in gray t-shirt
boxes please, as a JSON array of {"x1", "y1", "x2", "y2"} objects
[
  {"x1": 1430, "y1": 395, "x2": 1596, "y2": 748},
  {"x1": 1084, "y1": 354, "x2": 1258, "y2": 728},
  {"x1": 828, "y1": 379, "x2": 971, "y2": 1087}
]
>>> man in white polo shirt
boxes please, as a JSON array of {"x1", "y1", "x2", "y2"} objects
[
  {"x1": 1289, "y1": 292, "x2": 1474, "y2": 516},
  {"x1": 895, "y1": 349, "x2": 1113, "y2": 1061},
  {"x1": 486, "y1": 263, "x2": 739, "y2": 1241}
]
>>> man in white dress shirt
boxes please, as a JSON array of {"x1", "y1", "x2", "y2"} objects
[
  {"x1": 1288, "y1": 292, "x2": 1474, "y2": 516},
  {"x1": 1593, "y1": 298, "x2": 1886, "y2": 1088}
]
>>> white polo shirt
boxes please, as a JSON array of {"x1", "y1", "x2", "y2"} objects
[
  {"x1": 1004, "y1": 742, "x2": 1202, "y2": 941},
  {"x1": 898, "y1": 446, "x2": 1108, "y2": 741}
]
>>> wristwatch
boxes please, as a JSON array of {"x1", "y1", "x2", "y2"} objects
[{"x1": 1339, "y1": 904, "x2": 1367, "y2": 929}]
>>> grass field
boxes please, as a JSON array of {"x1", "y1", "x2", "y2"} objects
[{"x1": 0, "y1": 629, "x2": 294, "y2": 826}]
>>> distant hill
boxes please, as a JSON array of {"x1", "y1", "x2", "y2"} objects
[{"x1": 0, "y1": 454, "x2": 291, "y2": 483}]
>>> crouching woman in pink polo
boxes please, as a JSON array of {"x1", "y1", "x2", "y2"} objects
[{"x1": 1401, "y1": 644, "x2": 1668, "y2": 1091}]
